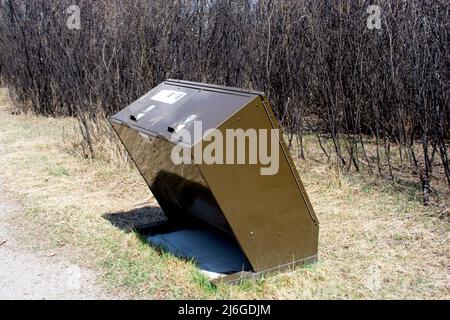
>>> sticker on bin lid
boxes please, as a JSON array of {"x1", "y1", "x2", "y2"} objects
[
  {"x1": 145, "y1": 105, "x2": 157, "y2": 113},
  {"x1": 184, "y1": 115, "x2": 197, "y2": 123},
  {"x1": 134, "y1": 112, "x2": 146, "y2": 121},
  {"x1": 151, "y1": 90, "x2": 187, "y2": 104}
]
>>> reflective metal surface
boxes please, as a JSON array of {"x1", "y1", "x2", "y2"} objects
[{"x1": 110, "y1": 80, "x2": 319, "y2": 278}]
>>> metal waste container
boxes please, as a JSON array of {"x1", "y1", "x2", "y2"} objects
[{"x1": 110, "y1": 80, "x2": 319, "y2": 283}]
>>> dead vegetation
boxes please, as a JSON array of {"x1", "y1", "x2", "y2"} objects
[
  {"x1": 0, "y1": 90, "x2": 448, "y2": 299},
  {"x1": 0, "y1": 0, "x2": 448, "y2": 205}
]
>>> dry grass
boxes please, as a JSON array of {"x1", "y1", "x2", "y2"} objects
[{"x1": 0, "y1": 89, "x2": 448, "y2": 299}]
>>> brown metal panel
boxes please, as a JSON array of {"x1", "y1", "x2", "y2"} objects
[
  {"x1": 197, "y1": 96, "x2": 319, "y2": 272},
  {"x1": 110, "y1": 121, "x2": 233, "y2": 235},
  {"x1": 112, "y1": 84, "x2": 198, "y2": 134},
  {"x1": 165, "y1": 79, "x2": 266, "y2": 97},
  {"x1": 148, "y1": 89, "x2": 254, "y2": 144},
  {"x1": 110, "y1": 80, "x2": 319, "y2": 278},
  {"x1": 260, "y1": 95, "x2": 319, "y2": 225},
  {"x1": 112, "y1": 81, "x2": 254, "y2": 146}
]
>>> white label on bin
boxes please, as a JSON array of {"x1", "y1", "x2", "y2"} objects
[
  {"x1": 135, "y1": 113, "x2": 146, "y2": 121},
  {"x1": 145, "y1": 105, "x2": 156, "y2": 113},
  {"x1": 151, "y1": 90, "x2": 187, "y2": 104},
  {"x1": 184, "y1": 115, "x2": 197, "y2": 123}
]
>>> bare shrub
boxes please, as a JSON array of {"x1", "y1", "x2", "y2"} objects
[{"x1": 0, "y1": 0, "x2": 448, "y2": 205}]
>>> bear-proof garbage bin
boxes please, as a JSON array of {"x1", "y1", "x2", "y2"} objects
[{"x1": 110, "y1": 79, "x2": 319, "y2": 283}]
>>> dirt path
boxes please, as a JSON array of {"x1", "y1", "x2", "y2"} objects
[{"x1": 0, "y1": 182, "x2": 121, "y2": 300}]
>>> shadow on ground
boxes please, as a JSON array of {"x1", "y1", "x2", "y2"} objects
[
  {"x1": 102, "y1": 205, "x2": 167, "y2": 233},
  {"x1": 102, "y1": 205, "x2": 252, "y2": 274}
]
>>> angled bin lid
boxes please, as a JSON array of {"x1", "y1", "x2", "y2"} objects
[{"x1": 111, "y1": 81, "x2": 256, "y2": 146}]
